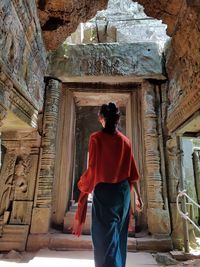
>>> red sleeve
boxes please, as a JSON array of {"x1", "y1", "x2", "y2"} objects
[
  {"x1": 128, "y1": 147, "x2": 140, "y2": 190},
  {"x1": 75, "y1": 192, "x2": 88, "y2": 224},
  {"x1": 75, "y1": 135, "x2": 96, "y2": 226},
  {"x1": 78, "y1": 135, "x2": 96, "y2": 194}
]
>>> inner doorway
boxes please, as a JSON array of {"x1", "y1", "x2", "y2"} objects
[
  {"x1": 51, "y1": 85, "x2": 145, "y2": 234},
  {"x1": 64, "y1": 91, "x2": 133, "y2": 234}
]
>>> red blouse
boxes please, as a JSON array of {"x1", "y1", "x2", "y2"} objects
[{"x1": 75, "y1": 130, "x2": 140, "y2": 224}]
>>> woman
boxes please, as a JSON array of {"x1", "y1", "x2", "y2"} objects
[{"x1": 73, "y1": 102, "x2": 143, "y2": 267}]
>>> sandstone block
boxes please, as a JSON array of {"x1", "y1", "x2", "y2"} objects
[
  {"x1": 0, "y1": 225, "x2": 29, "y2": 251},
  {"x1": 30, "y1": 208, "x2": 50, "y2": 234},
  {"x1": 147, "y1": 208, "x2": 171, "y2": 235},
  {"x1": 48, "y1": 43, "x2": 166, "y2": 82}
]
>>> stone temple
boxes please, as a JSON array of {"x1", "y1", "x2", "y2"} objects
[{"x1": 0, "y1": 0, "x2": 199, "y2": 254}]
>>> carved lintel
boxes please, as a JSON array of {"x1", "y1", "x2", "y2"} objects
[
  {"x1": 2, "y1": 130, "x2": 41, "y2": 150},
  {"x1": 9, "y1": 88, "x2": 38, "y2": 128},
  {"x1": 0, "y1": 65, "x2": 39, "y2": 129}
]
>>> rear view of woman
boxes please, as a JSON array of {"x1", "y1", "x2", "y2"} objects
[{"x1": 73, "y1": 102, "x2": 143, "y2": 267}]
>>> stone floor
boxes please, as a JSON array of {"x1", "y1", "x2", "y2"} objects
[
  {"x1": 0, "y1": 250, "x2": 159, "y2": 267},
  {"x1": 0, "y1": 249, "x2": 200, "y2": 267}
]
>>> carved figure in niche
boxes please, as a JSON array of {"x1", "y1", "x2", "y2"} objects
[
  {"x1": 166, "y1": 137, "x2": 180, "y2": 201},
  {"x1": 0, "y1": 156, "x2": 16, "y2": 221},
  {"x1": 13, "y1": 156, "x2": 28, "y2": 194},
  {"x1": 0, "y1": 171, "x2": 14, "y2": 217}
]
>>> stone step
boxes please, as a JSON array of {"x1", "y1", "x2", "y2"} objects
[{"x1": 27, "y1": 233, "x2": 173, "y2": 252}]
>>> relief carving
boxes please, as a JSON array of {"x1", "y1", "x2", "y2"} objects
[
  {"x1": 166, "y1": 137, "x2": 180, "y2": 202},
  {"x1": 142, "y1": 81, "x2": 171, "y2": 235},
  {"x1": 13, "y1": 156, "x2": 29, "y2": 196},
  {"x1": 10, "y1": 201, "x2": 33, "y2": 225},
  {"x1": 0, "y1": 135, "x2": 40, "y2": 234},
  {"x1": 35, "y1": 79, "x2": 61, "y2": 207},
  {"x1": 0, "y1": 154, "x2": 16, "y2": 224},
  {"x1": 0, "y1": 71, "x2": 12, "y2": 126}
]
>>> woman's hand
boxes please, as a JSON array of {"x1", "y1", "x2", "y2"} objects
[
  {"x1": 72, "y1": 220, "x2": 83, "y2": 237},
  {"x1": 136, "y1": 196, "x2": 144, "y2": 212}
]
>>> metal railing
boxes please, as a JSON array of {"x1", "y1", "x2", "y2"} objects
[{"x1": 177, "y1": 190, "x2": 200, "y2": 233}]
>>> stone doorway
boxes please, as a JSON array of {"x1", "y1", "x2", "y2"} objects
[{"x1": 51, "y1": 83, "x2": 145, "y2": 235}]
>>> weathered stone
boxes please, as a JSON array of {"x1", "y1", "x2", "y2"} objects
[
  {"x1": 2, "y1": 249, "x2": 23, "y2": 262},
  {"x1": 35, "y1": 79, "x2": 62, "y2": 209},
  {"x1": 10, "y1": 201, "x2": 33, "y2": 225},
  {"x1": 27, "y1": 233, "x2": 172, "y2": 252},
  {"x1": 166, "y1": 137, "x2": 180, "y2": 203},
  {"x1": 37, "y1": 0, "x2": 108, "y2": 50},
  {"x1": 147, "y1": 208, "x2": 171, "y2": 236},
  {"x1": 0, "y1": 0, "x2": 46, "y2": 111},
  {"x1": 0, "y1": 225, "x2": 29, "y2": 251},
  {"x1": 131, "y1": 1, "x2": 200, "y2": 133},
  {"x1": 26, "y1": 234, "x2": 50, "y2": 251},
  {"x1": 142, "y1": 81, "x2": 171, "y2": 235},
  {"x1": 0, "y1": 132, "x2": 40, "y2": 249},
  {"x1": 155, "y1": 253, "x2": 178, "y2": 266},
  {"x1": 0, "y1": 153, "x2": 17, "y2": 218},
  {"x1": 48, "y1": 43, "x2": 165, "y2": 82},
  {"x1": 30, "y1": 208, "x2": 51, "y2": 234},
  {"x1": 136, "y1": 237, "x2": 173, "y2": 252}
]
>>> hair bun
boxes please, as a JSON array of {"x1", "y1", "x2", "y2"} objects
[{"x1": 108, "y1": 102, "x2": 118, "y2": 114}]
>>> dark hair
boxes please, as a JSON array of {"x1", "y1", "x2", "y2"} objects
[{"x1": 99, "y1": 102, "x2": 120, "y2": 134}]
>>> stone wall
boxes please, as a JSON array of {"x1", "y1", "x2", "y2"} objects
[
  {"x1": 0, "y1": 0, "x2": 46, "y2": 112},
  {"x1": 134, "y1": 0, "x2": 200, "y2": 133},
  {"x1": 0, "y1": 0, "x2": 47, "y2": 251}
]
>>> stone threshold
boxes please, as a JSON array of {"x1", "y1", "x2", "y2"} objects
[{"x1": 27, "y1": 233, "x2": 173, "y2": 252}]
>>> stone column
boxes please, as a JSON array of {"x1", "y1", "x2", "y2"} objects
[
  {"x1": 142, "y1": 80, "x2": 171, "y2": 236},
  {"x1": 31, "y1": 77, "x2": 62, "y2": 234}
]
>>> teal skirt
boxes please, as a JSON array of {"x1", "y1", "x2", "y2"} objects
[{"x1": 91, "y1": 179, "x2": 130, "y2": 267}]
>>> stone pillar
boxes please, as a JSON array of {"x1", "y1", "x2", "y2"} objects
[
  {"x1": 31, "y1": 78, "x2": 62, "y2": 234},
  {"x1": 166, "y1": 136, "x2": 183, "y2": 247},
  {"x1": 0, "y1": 130, "x2": 41, "y2": 251},
  {"x1": 142, "y1": 80, "x2": 171, "y2": 236}
]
